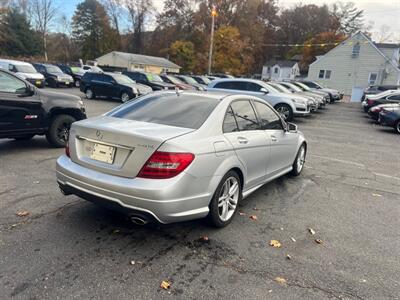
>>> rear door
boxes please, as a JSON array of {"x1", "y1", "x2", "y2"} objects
[
  {"x1": 222, "y1": 100, "x2": 270, "y2": 188},
  {"x1": 0, "y1": 72, "x2": 43, "y2": 134},
  {"x1": 92, "y1": 74, "x2": 113, "y2": 98},
  {"x1": 252, "y1": 100, "x2": 298, "y2": 176}
]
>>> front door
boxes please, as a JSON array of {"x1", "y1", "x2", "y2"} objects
[
  {"x1": 0, "y1": 72, "x2": 43, "y2": 135},
  {"x1": 222, "y1": 100, "x2": 270, "y2": 189},
  {"x1": 252, "y1": 100, "x2": 298, "y2": 176}
]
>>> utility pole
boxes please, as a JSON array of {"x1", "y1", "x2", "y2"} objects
[{"x1": 208, "y1": 6, "x2": 217, "y2": 75}]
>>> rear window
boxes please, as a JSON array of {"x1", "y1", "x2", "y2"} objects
[{"x1": 109, "y1": 93, "x2": 219, "y2": 129}]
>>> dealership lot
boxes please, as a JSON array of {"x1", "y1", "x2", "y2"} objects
[{"x1": 1, "y1": 89, "x2": 399, "y2": 299}]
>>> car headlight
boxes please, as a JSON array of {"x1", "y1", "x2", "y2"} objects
[{"x1": 78, "y1": 100, "x2": 85, "y2": 107}]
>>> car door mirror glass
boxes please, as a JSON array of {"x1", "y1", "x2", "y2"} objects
[
  {"x1": 260, "y1": 88, "x2": 269, "y2": 94},
  {"x1": 287, "y1": 122, "x2": 297, "y2": 132}
]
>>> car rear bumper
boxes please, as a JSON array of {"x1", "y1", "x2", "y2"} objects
[
  {"x1": 378, "y1": 112, "x2": 397, "y2": 127},
  {"x1": 56, "y1": 155, "x2": 214, "y2": 224}
]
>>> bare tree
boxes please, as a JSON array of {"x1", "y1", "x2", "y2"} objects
[
  {"x1": 29, "y1": 0, "x2": 58, "y2": 61},
  {"x1": 102, "y1": 0, "x2": 123, "y2": 35},
  {"x1": 331, "y1": 2, "x2": 364, "y2": 35}
]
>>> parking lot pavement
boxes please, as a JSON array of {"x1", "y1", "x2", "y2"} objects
[{"x1": 1, "y1": 98, "x2": 399, "y2": 299}]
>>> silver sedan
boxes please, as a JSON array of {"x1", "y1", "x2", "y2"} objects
[{"x1": 56, "y1": 91, "x2": 307, "y2": 227}]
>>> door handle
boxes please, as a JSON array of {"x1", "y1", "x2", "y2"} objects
[
  {"x1": 237, "y1": 137, "x2": 249, "y2": 144},
  {"x1": 271, "y1": 135, "x2": 278, "y2": 142}
]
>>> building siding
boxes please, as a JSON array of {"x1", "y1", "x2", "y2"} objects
[{"x1": 307, "y1": 32, "x2": 400, "y2": 95}]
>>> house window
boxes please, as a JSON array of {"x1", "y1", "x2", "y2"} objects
[
  {"x1": 368, "y1": 73, "x2": 378, "y2": 85},
  {"x1": 352, "y1": 42, "x2": 360, "y2": 57},
  {"x1": 274, "y1": 67, "x2": 279, "y2": 74},
  {"x1": 325, "y1": 70, "x2": 331, "y2": 79},
  {"x1": 319, "y1": 70, "x2": 325, "y2": 79}
]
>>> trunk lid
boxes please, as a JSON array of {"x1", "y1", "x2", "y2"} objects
[{"x1": 69, "y1": 116, "x2": 194, "y2": 178}]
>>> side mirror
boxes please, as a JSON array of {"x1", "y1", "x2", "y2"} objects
[
  {"x1": 260, "y1": 88, "x2": 269, "y2": 94},
  {"x1": 287, "y1": 122, "x2": 297, "y2": 132}
]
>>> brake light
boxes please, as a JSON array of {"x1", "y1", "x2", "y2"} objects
[
  {"x1": 137, "y1": 151, "x2": 195, "y2": 179},
  {"x1": 367, "y1": 99, "x2": 375, "y2": 106}
]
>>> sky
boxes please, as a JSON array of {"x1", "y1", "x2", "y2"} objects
[{"x1": 55, "y1": 0, "x2": 400, "y2": 42}]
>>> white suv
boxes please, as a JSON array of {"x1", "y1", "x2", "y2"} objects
[
  {"x1": 208, "y1": 78, "x2": 311, "y2": 121},
  {"x1": 0, "y1": 59, "x2": 45, "y2": 88}
]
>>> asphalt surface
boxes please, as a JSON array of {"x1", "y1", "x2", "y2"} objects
[{"x1": 1, "y1": 88, "x2": 399, "y2": 300}]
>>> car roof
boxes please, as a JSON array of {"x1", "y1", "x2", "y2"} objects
[
  {"x1": 153, "y1": 90, "x2": 236, "y2": 101},
  {"x1": 0, "y1": 59, "x2": 34, "y2": 66}
]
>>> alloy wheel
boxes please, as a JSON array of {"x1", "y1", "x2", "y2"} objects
[
  {"x1": 297, "y1": 146, "x2": 306, "y2": 172},
  {"x1": 218, "y1": 177, "x2": 239, "y2": 222},
  {"x1": 121, "y1": 93, "x2": 130, "y2": 103},
  {"x1": 56, "y1": 121, "x2": 71, "y2": 143},
  {"x1": 276, "y1": 106, "x2": 290, "y2": 120},
  {"x1": 396, "y1": 121, "x2": 400, "y2": 134},
  {"x1": 86, "y1": 89, "x2": 93, "y2": 99}
]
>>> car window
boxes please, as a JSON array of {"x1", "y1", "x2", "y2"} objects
[
  {"x1": 230, "y1": 100, "x2": 260, "y2": 131},
  {"x1": 244, "y1": 82, "x2": 263, "y2": 92},
  {"x1": 388, "y1": 94, "x2": 400, "y2": 100},
  {"x1": 253, "y1": 101, "x2": 283, "y2": 130},
  {"x1": 0, "y1": 71, "x2": 26, "y2": 93},
  {"x1": 140, "y1": 74, "x2": 148, "y2": 81},
  {"x1": 109, "y1": 94, "x2": 219, "y2": 129},
  {"x1": 223, "y1": 105, "x2": 239, "y2": 133},
  {"x1": 214, "y1": 81, "x2": 235, "y2": 89},
  {"x1": 8, "y1": 64, "x2": 17, "y2": 72}
]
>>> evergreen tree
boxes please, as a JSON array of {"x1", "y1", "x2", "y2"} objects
[{"x1": 71, "y1": 0, "x2": 117, "y2": 60}]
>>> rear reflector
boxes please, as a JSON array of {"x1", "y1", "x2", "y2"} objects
[{"x1": 137, "y1": 151, "x2": 194, "y2": 179}]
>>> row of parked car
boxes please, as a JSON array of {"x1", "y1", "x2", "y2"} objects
[
  {"x1": 361, "y1": 85, "x2": 400, "y2": 134},
  {"x1": 0, "y1": 58, "x2": 102, "y2": 88},
  {"x1": 79, "y1": 69, "x2": 343, "y2": 122}
]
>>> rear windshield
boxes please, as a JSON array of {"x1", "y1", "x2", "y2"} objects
[{"x1": 109, "y1": 93, "x2": 219, "y2": 129}]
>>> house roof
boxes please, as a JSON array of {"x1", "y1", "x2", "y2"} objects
[
  {"x1": 291, "y1": 54, "x2": 303, "y2": 61},
  {"x1": 264, "y1": 60, "x2": 297, "y2": 68},
  {"x1": 97, "y1": 51, "x2": 181, "y2": 69}
]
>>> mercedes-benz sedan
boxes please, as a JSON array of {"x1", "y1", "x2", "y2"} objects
[{"x1": 56, "y1": 91, "x2": 307, "y2": 227}]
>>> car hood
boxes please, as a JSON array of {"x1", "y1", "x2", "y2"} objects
[
  {"x1": 122, "y1": 83, "x2": 152, "y2": 94},
  {"x1": 38, "y1": 89, "x2": 81, "y2": 104},
  {"x1": 321, "y1": 88, "x2": 339, "y2": 94},
  {"x1": 16, "y1": 72, "x2": 44, "y2": 80},
  {"x1": 150, "y1": 81, "x2": 175, "y2": 88}
]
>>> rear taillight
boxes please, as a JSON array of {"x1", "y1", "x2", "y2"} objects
[
  {"x1": 65, "y1": 144, "x2": 70, "y2": 157},
  {"x1": 137, "y1": 151, "x2": 195, "y2": 179},
  {"x1": 367, "y1": 99, "x2": 375, "y2": 106}
]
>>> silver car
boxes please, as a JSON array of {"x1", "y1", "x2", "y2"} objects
[{"x1": 56, "y1": 91, "x2": 307, "y2": 227}]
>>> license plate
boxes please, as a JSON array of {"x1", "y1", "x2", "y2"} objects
[
  {"x1": 36, "y1": 81, "x2": 41, "y2": 85},
  {"x1": 90, "y1": 143, "x2": 115, "y2": 164}
]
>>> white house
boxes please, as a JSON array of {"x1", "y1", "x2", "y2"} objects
[
  {"x1": 307, "y1": 31, "x2": 400, "y2": 95},
  {"x1": 262, "y1": 60, "x2": 300, "y2": 80}
]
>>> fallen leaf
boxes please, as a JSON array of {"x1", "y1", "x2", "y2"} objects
[
  {"x1": 239, "y1": 212, "x2": 246, "y2": 216},
  {"x1": 130, "y1": 260, "x2": 135, "y2": 265},
  {"x1": 315, "y1": 239, "x2": 323, "y2": 244},
  {"x1": 280, "y1": 227, "x2": 284, "y2": 231},
  {"x1": 286, "y1": 254, "x2": 292, "y2": 260},
  {"x1": 275, "y1": 277, "x2": 287, "y2": 285},
  {"x1": 372, "y1": 193, "x2": 382, "y2": 197},
  {"x1": 308, "y1": 228, "x2": 316, "y2": 235},
  {"x1": 290, "y1": 237, "x2": 296, "y2": 242},
  {"x1": 269, "y1": 240, "x2": 281, "y2": 248},
  {"x1": 16, "y1": 211, "x2": 29, "y2": 217},
  {"x1": 160, "y1": 280, "x2": 171, "y2": 290},
  {"x1": 249, "y1": 215, "x2": 258, "y2": 221}
]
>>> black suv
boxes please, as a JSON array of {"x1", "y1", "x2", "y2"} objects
[
  {"x1": 33, "y1": 63, "x2": 74, "y2": 88},
  {"x1": 57, "y1": 64, "x2": 86, "y2": 88},
  {"x1": 80, "y1": 72, "x2": 152, "y2": 102},
  {"x1": 122, "y1": 71, "x2": 175, "y2": 91},
  {"x1": 0, "y1": 69, "x2": 86, "y2": 147}
]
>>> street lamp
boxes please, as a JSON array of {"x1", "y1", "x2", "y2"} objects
[{"x1": 208, "y1": 6, "x2": 217, "y2": 75}]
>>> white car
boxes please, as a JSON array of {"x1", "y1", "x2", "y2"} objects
[
  {"x1": 0, "y1": 59, "x2": 45, "y2": 88},
  {"x1": 207, "y1": 78, "x2": 311, "y2": 121}
]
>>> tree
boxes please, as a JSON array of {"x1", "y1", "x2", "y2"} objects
[
  {"x1": 0, "y1": 8, "x2": 41, "y2": 56},
  {"x1": 331, "y1": 2, "x2": 364, "y2": 35},
  {"x1": 71, "y1": 0, "x2": 117, "y2": 60},
  {"x1": 29, "y1": 0, "x2": 58, "y2": 61},
  {"x1": 213, "y1": 26, "x2": 253, "y2": 75},
  {"x1": 169, "y1": 40, "x2": 195, "y2": 72}
]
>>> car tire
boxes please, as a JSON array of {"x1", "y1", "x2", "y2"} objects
[
  {"x1": 395, "y1": 120, "x2": 400, "y2": 134},
  {"x1": 85, "y1": 88, "x2": 95, "y2": 99},
  {"x1": 290, "y1": 143, "x2": 307, "y2": 176},
  {"x1": 120, "y1": 92, "x2": 131, "y2": 103},
  {"x1": 14, "y1": 134, "x2": 35, "y2": 141},
  {"x1": 208, "y1": 170, "x2": 242, "y2": 228},
  {"x1": 275, "y1": 104, "x2": 293, "y2": 121},
  {"x1": 45, "y1": 114, "x2": 76, "y2": 147}
]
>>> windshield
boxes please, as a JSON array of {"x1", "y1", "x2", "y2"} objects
[
  {"x1": 71, "y1": 67, "x2": 85, "y2": 74},
  {"x1": 260, "y1": 82, "x2": 279, "y2": 93},
  {"x1": 281, "y1": 82, "x2": 302, "y2": 92},
  {"x1": 16, "y1": 65, "x2": 37, "y2": 74},
  {"x1": 166, "y1": 75, "x2": 184, "y2": 84},
  {"x1": 268, "y1": 83, "x2": 291, "y2": 93},
  {"x1": 112, "y1": 74, "x2": 135, "y2": 84},
  {"x1": 180, "y1": 76, "x2": 197, "y2": 84},
  {"x1": 109, "y1": 94, "x2": 219, "y2": 129},
  {"x1": 200, "y1": 76, "x2": 211, "y2": 84},
  {"x1": 46, "y1": 65, "x2": 63, "y2": 73},
  {"x1": 295, "y1": 82, "x2": 310, "y2": 91},
  {"x1": 146, "y1": 73, "x2": 163, "y2": 82}
]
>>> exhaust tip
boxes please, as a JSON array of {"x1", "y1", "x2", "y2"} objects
[{"x1": 130, "y1": 216, "x2": 148, "y2": 226}]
